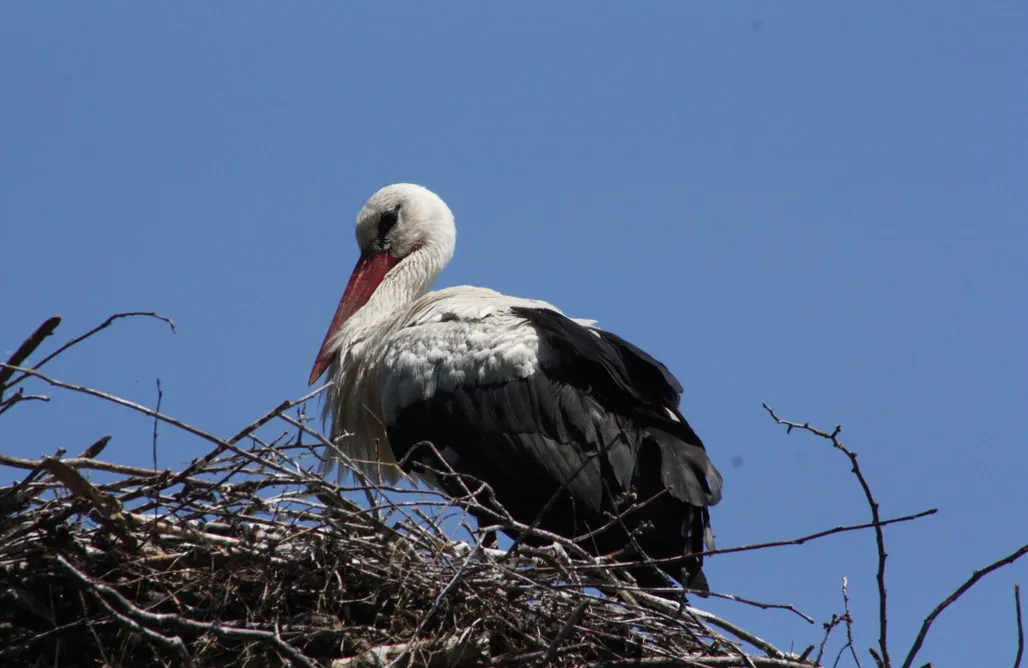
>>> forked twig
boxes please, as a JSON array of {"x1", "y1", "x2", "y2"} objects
[{"x1": 764, "y1": 403, "x2": 892, "y2": 668}]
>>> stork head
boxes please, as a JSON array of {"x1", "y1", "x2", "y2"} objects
[{"x1": 308, "y1": 184, "x2": 456, "y2": 385}]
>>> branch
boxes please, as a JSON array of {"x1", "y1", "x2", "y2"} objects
[
  {"x1": 543, "y1": 599, "x2": 590, "y2": 664},
  {"x1": 0, "y1": 316, "x2": 61, "y2": 401},
  {"x1": 0, "y1": 363, "x2": 327, "y2": 482},
  {"x1": 1015, "y1": 583, "x2": 1024, "y2": 668},
  {"x1": 329, "y1": 631, "x2": 489, "y2": 668},
  {"x1": 901, "y1": 544, "x2": 1028, "y2": 668},
  {"x1": 764, "y1": 403, "x2": 892, "y2": 667},
  {"x1": 55, "y1": 553, "x2": 319, "y2": 668},
  {"x1": 3, "y1": 312, "x2": 175, "y2": 394},
  {"x1": 0, "y1": 389, "x2": 51, "y2": 417},
  {"x1": 593, "y1": 509, "x2": 935, "y2": 569},
  {"x1": 814, "y1": 613, "x2": 841, "y2": 667},
  {"x1": 0, "y1": 451, "x2": 208, "y2": 489},
  {"x1": 840, "y1": 576, "x2": 861, "y2": 668},
  {"x1": 702, "y1": 591, "x2": 814, "y2": 624}
]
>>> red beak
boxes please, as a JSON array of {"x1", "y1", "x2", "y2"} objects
[{"x1": 308, "y1": 250, "x2": 401, "y2": 385}]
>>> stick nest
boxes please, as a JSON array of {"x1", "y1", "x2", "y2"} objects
[{"x1": 1, "y1": 316, "x2": 813, "y2": 667}]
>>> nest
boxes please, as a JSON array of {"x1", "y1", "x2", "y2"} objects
[{"x1": 1, "y1": 315, "x2": 815, "y2": 667}]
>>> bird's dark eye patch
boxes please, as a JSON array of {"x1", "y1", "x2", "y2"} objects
[{"x1": 377, "y1": 206, "x2": 401, "y2": 240}]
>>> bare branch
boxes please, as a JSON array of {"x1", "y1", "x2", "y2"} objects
[
  {"x1": 543, "y1": 599, "x2": 589, "y2": 664},
  {"x1": 578, "y1": 509, "x2": 935, "y2": 575},
  {"x1": 702, "y1": 591, "x2": 815, "y2": 624},
  {"x1": 3, "y1": 312, "x2": 175, "y2": 394},
  {"x1": 841, "y1": 577, "x2": 862, "y2": 668},
  {"x1": 0, "y1": 315, "x2": 61, "y2": 401},
  {"x1": 55, "y1": 554, "x2": 319, "y2": 668},
  {"x1": 0, "y1": 388, "x2": 51, "y2": 416},
  {"x1": 764, "y1": 403, "x2": 892, "y2": 667},
  {"x1": 1015, "y1": 583, "x2": 1024, "y2": 668},
  {"x1": 902, "y1": 545, "x2": 1028, "y2": 668}
]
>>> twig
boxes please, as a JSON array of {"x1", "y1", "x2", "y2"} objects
[
  {"x1": 630, "y1": 591, "x2": 788, "y2": 661},
  {"x1": 151, "y1": 379, "x2": 163, "y2": 522},
  {"x1": 0, "y1": 388, "x2": 51, "y2": 416},
  {"x1": 3, "y1": 312, "x2": 175, "y2": 394},
  {"x1": 705, "y1": 591, "x2": 815, "y2": 624},
  {"x1": 840, "y1": 577, "x2": 861, "y2": 668},
  {"x1": 901, "y1": 544, "x2": 1028, "y2": 668},
  {"x1": 542, "y1": 599, "x2": 589, "y2": 665},
  {"x1": 88, "y1": 587, "x2": 197, "y2": 668},
  {"x1": 77, "y1": 435, "x2": 111, "y2": 459},
  {"x1": 55, "y1": 554, "x2": 319, "y2": 668},
  {"x1": 176, "y1": 385, "x2": 330, "y2": 481},
  {"x1": 594, "y1": 509, "x2": 935, "y2": 567},
  {"x1": 0, "y1": 315, "x2": 61, "y2": 401},
  {"x1": 0, "y1": 363, "x2": 234, "y2": 450},
  {"x1": 0, "y1": 363, "x2": 327, "y2": 483},
  {"x1": 152, "y1": 379, "x2": 162, "y2": 472},
  {"x1": 1015, "y1": 583, "x2": 1024, "y2": 668},
  {"x1": 764, "y1": 403, "x2": 892, "y2": 667},
  {"x1": 0, "y1": 452, "x2": 210, "y2": 488},
  {"x1": 333, "y1": 631, "x2": 489, "y2": 668},
  {"x1": 815, "y1": 613, "x2": 841, "y2": 667}
]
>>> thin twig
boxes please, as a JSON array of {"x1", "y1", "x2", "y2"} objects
[
  {"x1": 151, "y1": 378, "x2": 163, "y2": 521},
  {"x1": 542, "y1": 600, "x2": 589, "y2": 665},
  {"x1": 0, "y1": 316, "x2": 61, "y2": 401},
  {"x1": 901, "y1": 544, "x2": 1028, "y2": 668},
  {"x1": 764, "y1": 403, "x2": 892, "y2": 667},
  {"x1": 152, "y1": 379, "x2": 162, "y2": 472},
  {"x1": 0, "y1": 452, "x2": 209, "y2": 488},
  {"x1": 593, "y1": 508, "x2": 935, "y2": 567},
  {"x1": 815, "y1": 613, "x2": 841, "y2": 667},
  {"x1": 703, "y1": 591, "x2": 815, "y2": 624},
  {"x1": 841, "y1": 576, "x2": 861, "y2": 668},
  {"x1": 1015, "y1": 583, "x2": 1024, "y2": 668},
  {"x1": 87, "y1": 586, "x2": 197, "y2": 668},
  {"x1": 55, "y1": 554, "x2": 319, "y2": 668},
  {"x1": 4, "y1": 312, "x2": 175, "y2": 394},
  {"x1": 0, "y1": 389, "x2": 51, "y2": 416}
]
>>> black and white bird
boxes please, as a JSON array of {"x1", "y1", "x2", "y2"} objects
[{"x1": 309, "y1": 184, "x2": 723, "y2": 594}]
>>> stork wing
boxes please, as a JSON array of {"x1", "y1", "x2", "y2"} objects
[{"x1": 376, "y1": 293, "x2": 721, "y2": 590}]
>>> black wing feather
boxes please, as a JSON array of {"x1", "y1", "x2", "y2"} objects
[{"x1": 388, "y1": 307, "x2": 722, "y2": 595}]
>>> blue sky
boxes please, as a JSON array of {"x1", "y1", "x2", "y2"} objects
[{"x1": 2, "y1": 3, "x2": 1025, "y2": 665}]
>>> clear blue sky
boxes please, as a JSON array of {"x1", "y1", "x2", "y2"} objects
[{"x1": 2, "y1": 4, "x2": 1025, "y2": 666}]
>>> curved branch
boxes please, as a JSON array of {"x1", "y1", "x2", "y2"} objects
[
  {"x1": 764, "y1": 403, "x2": 892, "y2": 667},
  {"x1": 901, "y1": 544, "x2": 1028, "y2": 668}
]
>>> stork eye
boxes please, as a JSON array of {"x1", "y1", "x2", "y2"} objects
[{"x1": 377, "y1": 207, "x2": 400, "y2": 239}]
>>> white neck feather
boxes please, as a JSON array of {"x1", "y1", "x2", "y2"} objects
[
  {"x1": 320, "y1": 243, "x2": 449, "y2": 484},
  {"x1": 331, "y1": 242, "x2": 449, "y2": 362}
]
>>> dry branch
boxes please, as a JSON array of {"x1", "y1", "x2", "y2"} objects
[
  {"x1": 763, "y1": 404, "x2": 893, "y2": 667},
  {"x1": 1015, "y1": 583, "x2": 1024, "y2": 668},
  {"x1": 900, "y1": 545, "x2": 1028, "y2": 668}
]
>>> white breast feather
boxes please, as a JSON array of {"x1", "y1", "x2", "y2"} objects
[{"x1": 377, "y1": 286, "x2": 562, "y2": 423}]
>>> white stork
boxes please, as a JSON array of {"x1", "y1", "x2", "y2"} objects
[{"x1": 309, "y1": 184, "x2": 723, "y2": 594}]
